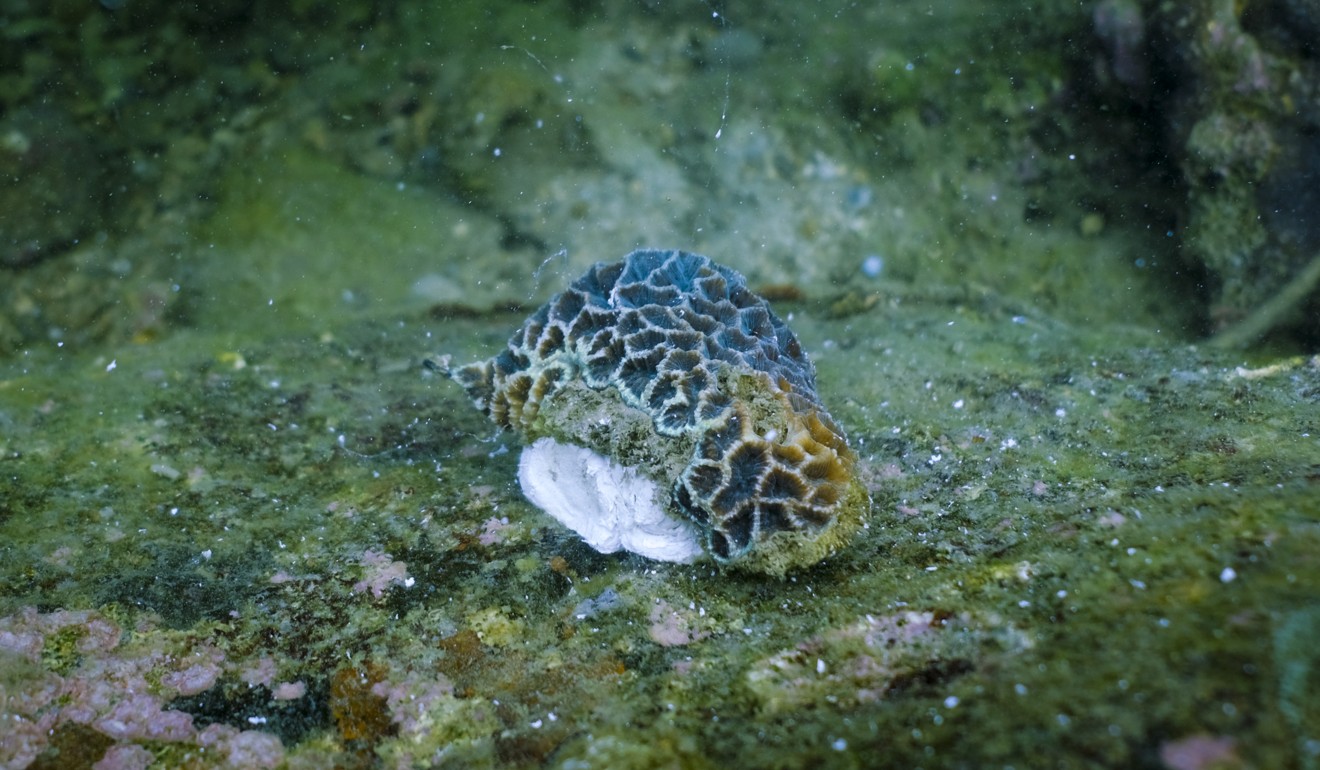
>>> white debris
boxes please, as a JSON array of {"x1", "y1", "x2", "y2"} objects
[{"x1": 518, "y1": 437, "x2": 703, "y2": 563}]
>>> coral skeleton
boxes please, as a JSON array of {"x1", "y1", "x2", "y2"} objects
[{"x1": 518, "y1": 436, "x2": 704, "y2": 562}]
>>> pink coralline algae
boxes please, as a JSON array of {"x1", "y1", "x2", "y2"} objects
[
  {"x1": 349, "y1": 660, "x2": 504, "y2": 763},
  {"x1": 647, "y1": 599, "x2": 711, "y2": 647},
  {"x1": 0, "y1": 607, "x2": 286, "y2": 770},
  {"x1": 239, "y1": 656, "x2": 278, "y2": 687},
  {"x1": 93, "y1": 744, "x2": 154, "y2": 770},
  {"x1": 199, "y1": 725, "x2": 286, "y2": 768},
  {"x1": 161, "y1": 660, "x2": 223, "y2": 696},
  {"x1": 95, "y1": 694, "x2": 196, "y2": 741},
  {"x1": 1158, "y1": 734, "x2": 1242, "y2": 770},
  {"x1": 352, "y1": 549, "x2": 413, "y2": 598},
  {"x1": 478, "y1": 516, "x2": 515, "y2": 546},
  {"x1": 272, "y1": 680, "x2": 307, "y2": 701},
  {"x1": 370, "y1": 672, "x2": 457, "y2": 735}
]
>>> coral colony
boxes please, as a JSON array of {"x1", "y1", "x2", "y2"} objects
[{"x1": 449, "y1": 249, "x2": 869, "y2": 575}]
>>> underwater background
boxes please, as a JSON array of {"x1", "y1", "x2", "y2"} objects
[{"x1": 1, "y1": 1, "x2": 1318, "y2": 767}]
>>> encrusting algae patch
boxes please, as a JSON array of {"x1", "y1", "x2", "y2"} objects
[{"x1": 445, "y1": 248, "x2": 870, "y2": 575}]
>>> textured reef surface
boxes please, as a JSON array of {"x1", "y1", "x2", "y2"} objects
[
  {"x1": 451, "y1": 249, "x2": 869, "y2": 574},
  {"x1": 5, "y1": 0, "x2": 1320, "y2": 766}
]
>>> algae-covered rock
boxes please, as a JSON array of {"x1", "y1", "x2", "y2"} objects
[
  {"x1": 0, "y1": 106, "x2": 106, "y2": 268},
  {"x1": 1140, "y1": 0, "x2": 1320, "y2": 343}
]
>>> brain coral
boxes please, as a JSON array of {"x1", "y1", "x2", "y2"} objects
[{"x1": 450, "y1": 248, "x2": 869, "y2": 575}]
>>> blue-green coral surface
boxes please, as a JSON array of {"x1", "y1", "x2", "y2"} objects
[{"x1": 452, "y1": 249, "x2": 867, "y2": 570}]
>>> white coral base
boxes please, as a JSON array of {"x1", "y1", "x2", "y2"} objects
[{"x1": 517, "y1": 437, "x2": 703, "y2": 563}]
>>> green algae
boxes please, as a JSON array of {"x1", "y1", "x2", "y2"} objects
[
  {"x1": 189, "y1": 148, "x2": 518, "y2": 336},
  {"x1": 1276, "y1": 605, "x2": 1320, "y2": 770},
  {"x1": 3, "y1": 298, "x2": 1316, "y2": 767}
]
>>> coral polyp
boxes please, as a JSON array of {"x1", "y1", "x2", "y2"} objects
[{"x1": 450, "y1": 249, "x2": 869, "y2": 574}]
